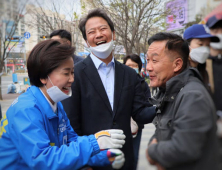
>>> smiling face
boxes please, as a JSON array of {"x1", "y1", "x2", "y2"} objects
[
  {"x1": 85, "y1": 16, "x2": 115, "y2": 47},
  {"x1": 146, "y1": 41, "x2": 182, "y2": 88},
  {"x1": 40, "y1": 57, "x2": 74, "y2": 104}
]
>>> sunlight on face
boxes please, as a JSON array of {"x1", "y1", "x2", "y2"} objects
[
  {"x1": 146, "y1": 41, "x2": 175, "y2": 88},
  {"x1": 47, "y1": 57, "x2": 74, "y2": 95},
  {"x1": 85, "y1": 17, "x2": 115, "y2": 47}
]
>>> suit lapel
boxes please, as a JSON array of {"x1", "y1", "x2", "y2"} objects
[
  {"x1": 82, "y1": 56, "x2": 113, "y2": 115},
  {"x1": 113, "y1": 60, "x2": 124, "y2": 116}
]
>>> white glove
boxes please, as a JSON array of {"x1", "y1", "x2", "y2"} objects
[
  {"x1": 95, "y1": 129, "x2": 126, "y2": 150},
  {"x1": 131, "y1": 117, "x2": 138, "y2": 138},
  {"x1": 107, "y1": 149, "x2": 125, "y2": 169}
]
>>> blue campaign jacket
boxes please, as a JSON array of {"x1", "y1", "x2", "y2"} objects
[{"x1": 0, "y1": 86, "x2": 110, "y2": 170}]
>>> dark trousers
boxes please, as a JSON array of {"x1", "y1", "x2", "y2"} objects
[{"x1": 132, "y1": 129, "x2": 142, "y2": 170}]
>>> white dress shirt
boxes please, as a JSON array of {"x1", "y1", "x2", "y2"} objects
[{"x1": 90, "y1": 53, "x2": 115, "y2": 110}]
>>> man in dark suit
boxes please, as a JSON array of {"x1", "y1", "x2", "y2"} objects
[
  {"x1": 49, "y1": 29, "x2": 84, "y2": 64},
  {"x1": 62, "y1": 8, "x2": 155, "y2": 170}
]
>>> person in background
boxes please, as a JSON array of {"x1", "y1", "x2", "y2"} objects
[
  {"x1": 62, "y1": 8, "x2": 156, "y2": 170},
  {"x1": 146, "y1": 32, "x2": 220, "y2": 170},
  {"x1": 7, "y1": 83, "x2": 16, "y2": 94},
  {"x1": 49, "y1": 29, "x2": 84, "y2": 64},
  {"x1": 0, "y1": 39, "x2": 126, "y2": 170},
  {"x1": 206, "y1": 14, "x2": 222, "y2": 117},
  {"x1": 206, "y1": 13, "x2": 222, "y2": 167},
  {"x1": 123, "y1": 54, "x2": 151, "y2": 170},
  {"x1": 183, "y1": 24, "x2": 218, "y2": 93}
]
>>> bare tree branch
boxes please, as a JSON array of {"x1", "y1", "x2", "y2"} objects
[{"x1": 0, "y1": 0, "x2": 29, "y2": 99}]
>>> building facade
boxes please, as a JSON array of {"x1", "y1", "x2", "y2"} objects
[
  {"x1": 165, "y1": 0, "x2": 221, "y2": 36},
  {"x1": 0, "y1": 0, "x2": 26, "y2": 73}
]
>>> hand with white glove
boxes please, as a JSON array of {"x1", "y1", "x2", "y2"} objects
[
  {"x1": 107, "y1": 149, "x2": 125, "y2": 169},
  {"x1": 131, "y1": 117, "x2": 138, "y2": 138},
  {"x1": 95, "y1": 129, "x2": 126, "y2": 150}
]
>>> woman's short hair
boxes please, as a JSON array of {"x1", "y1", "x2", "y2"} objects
[
  {"x1": 123, "y1": 54, "x2": 142, "y2": 72},
  {"x1": 27, "y1": 39, "x2": 75, "y2": 87}
]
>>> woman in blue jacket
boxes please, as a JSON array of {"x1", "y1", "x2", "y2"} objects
[{"x1": 0, "y1": 40, "x2": 125, "y2": 170}]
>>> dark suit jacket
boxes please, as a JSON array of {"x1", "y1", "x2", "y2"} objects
[
  {"x1": 137, "y1": 74, "x2": 152, "y2": 129},
  {"x1": 62, "y1": 55, "x2": 155, "y2": 170},
  {"x1": 73, "y1": 54, "x2": 84, "y2": 64}
]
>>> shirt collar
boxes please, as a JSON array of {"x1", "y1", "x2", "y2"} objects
[{"x1": 90, "y1": 53, "x2": 115, "y2": 69}]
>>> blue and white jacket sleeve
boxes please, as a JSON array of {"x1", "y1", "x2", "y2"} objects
[
  {"x1": 87, "y1": 151, "x2": 111, "y2": 167},
  {"x1": 8, "y1": 106, "x2": 101, "y2": 170},
  {"x1": 64, "y1": 110, "x2": 111, "y2": 167}
]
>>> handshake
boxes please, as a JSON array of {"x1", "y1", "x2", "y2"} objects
[{"x1": 94, "y1": 129, "x2": 126, "y2": 169}]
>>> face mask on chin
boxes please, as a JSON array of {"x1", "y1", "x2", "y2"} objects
[
  {"x1": 190, "y1": 46, "x2": 210, "y2": 64},
  {"x1": 210, "y1": 34, "x2": 222, "y2": 50},
  {"x1": 88, "y1": 33, "x2": 114, "y2": 59},
  {"x1": 45, "y1": 76, "x2": 72, "y2": 103}
]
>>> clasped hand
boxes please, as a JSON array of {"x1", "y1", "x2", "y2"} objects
[{"x1": 95, "y1": 129, "x2": 126, "y2": 150}]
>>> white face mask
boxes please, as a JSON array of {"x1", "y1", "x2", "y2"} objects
[
  {"x1": 88, "y1": 33, "x2": 114, "y2": 59},
  {"x1": 210, "y1": 34, "x2": 222, "y2": 50},
  {"x1": 190, "y1": 46, "x2": 210, "y2": 64},
  {"x1": 45, "y1": 76, "x2": 72, "y2": 103}
]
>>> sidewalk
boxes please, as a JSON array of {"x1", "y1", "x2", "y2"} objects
[
  {"x1": 2, "y1": 73, "x2": 28, "y2": 77},
  {"x1": 137, "y1": 124, "x2": 157, "y2": 170},
  {"x1": 1, "y1": 93, "x2": 20, "y2": 117},
  {"x1": 2, "y1": 93, "x2": 20, "y2": 100}
]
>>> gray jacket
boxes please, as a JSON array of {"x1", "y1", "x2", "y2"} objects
[{"x1": 148, "y1": 67, "x2": 220, "y2": 170}]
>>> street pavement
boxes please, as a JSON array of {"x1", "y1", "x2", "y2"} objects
[
  {"x1": 1, "y1": 74, "x2": 27, "y2": 118},
  {"x1": 1, "y1": 94, "x2": 20, "y2": 118},
  {"x1": 1, "y1": 74, "x2": 157, "y2": 170},
  {"x1": 137, "y1": 124, "x2": 157, "y2": 170}
]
